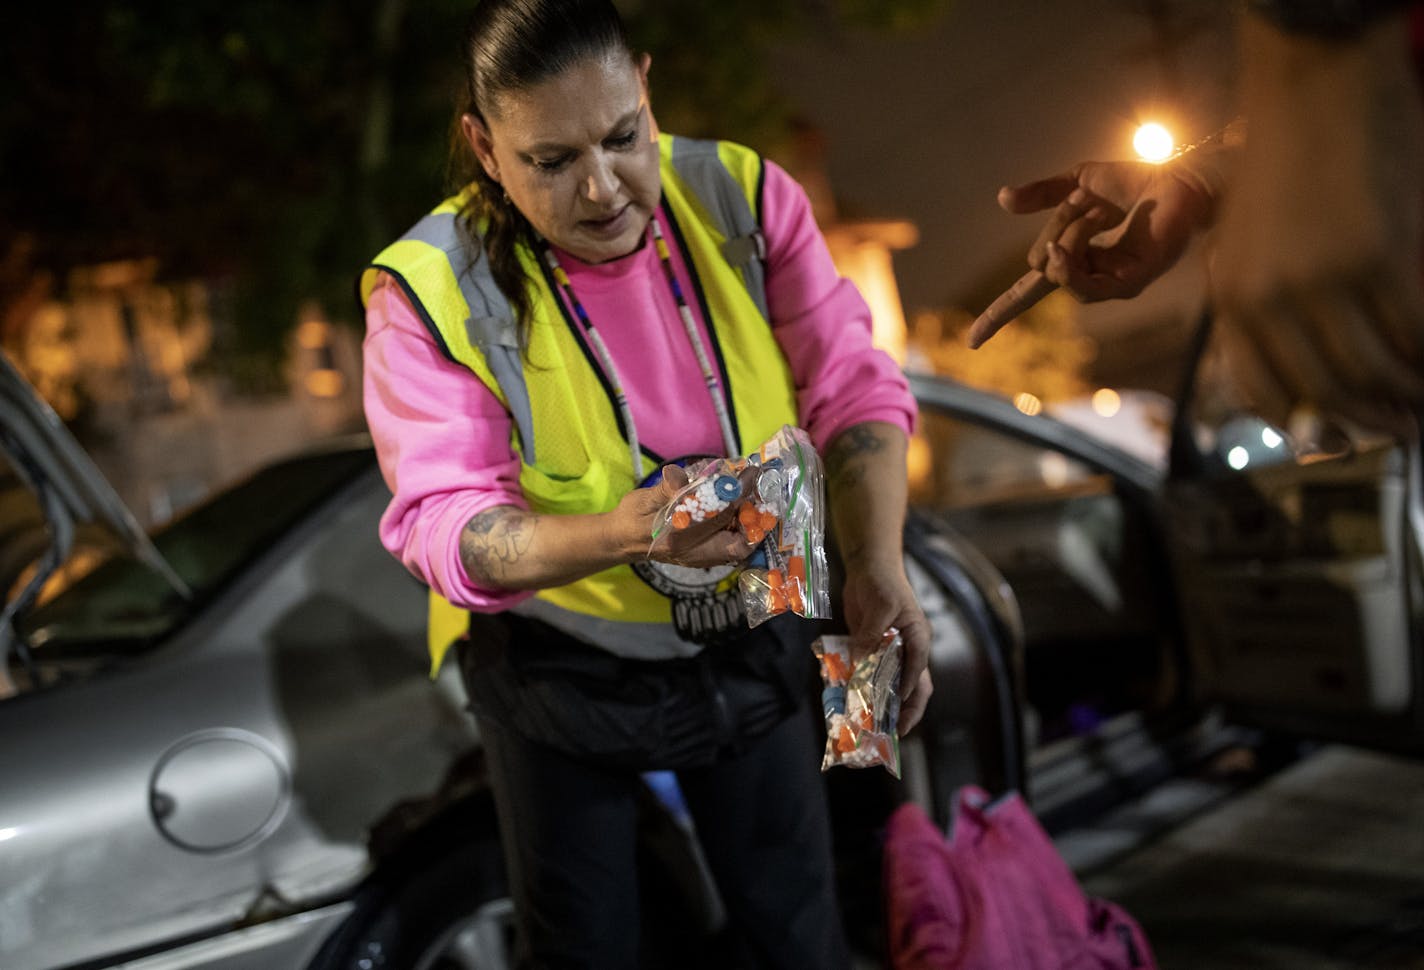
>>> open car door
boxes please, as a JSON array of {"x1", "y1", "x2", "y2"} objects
[
  {"x1": 1163, "y1": 317, "x2": 1424, "y2": 753},
  {"x1": 0, "y1": 350, "x2": 188, "y2": 693}
]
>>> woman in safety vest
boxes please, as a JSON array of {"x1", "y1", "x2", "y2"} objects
[{"x1": 361, "y1": 0, "x2": 932, "y2": 965}]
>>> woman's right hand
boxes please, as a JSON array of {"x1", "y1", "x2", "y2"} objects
[{"x1": 619, "y1": 464, "x2": 757, "y2": 569}]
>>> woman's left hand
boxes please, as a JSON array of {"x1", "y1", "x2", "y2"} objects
[{"x1": 841, "y1": 558, "x2": 933, "y2": 735}]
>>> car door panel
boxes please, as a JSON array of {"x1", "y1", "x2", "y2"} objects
[
  {"x1": 0, "y1": 661, "x2": 283, "y2": 970},
  {"x1": 1167, "y1": 440, "x2": 1423, "y2": 748}
]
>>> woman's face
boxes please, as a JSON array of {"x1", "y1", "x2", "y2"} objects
[{"x1": 464, "y1": 51, "x2": 660, "y2": 264}]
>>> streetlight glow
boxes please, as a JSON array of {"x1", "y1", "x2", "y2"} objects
[{"x1": 1133, "y1": 122, "x2": 1175, "y2": 163}]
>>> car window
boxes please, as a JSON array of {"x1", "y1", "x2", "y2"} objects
[
  {"x1": 1, "y1": 452, "x2": 135, "y2": 613},
  {"x1": 13, "y1": 447, "x2": 376, "y2": 663},
  {"x1": 0, "y1": 457, "x2": 53, "y2": 605},
  {"x1": 910, "y1": 410, "x2": 1100, "y2": 509}
]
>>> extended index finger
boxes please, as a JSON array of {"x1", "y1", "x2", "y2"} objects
[
  {"x1": 966, "y1": 270, "x2": 1057, "y2": 348},
  {"x1": 998, "y1": 172, "x2": 1081, "y2": 214}
]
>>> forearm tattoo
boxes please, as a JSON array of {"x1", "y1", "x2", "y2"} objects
[
  {"x1": 460, "y1": 507, "x2": 535, "y2": 586},
  {"x1": 825, "y1": 423, "x2": 886, "y2": 490}
]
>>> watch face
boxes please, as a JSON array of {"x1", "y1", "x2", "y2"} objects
[{"x1": 631, "y1": 455, "x2": 749, "y2": 645}]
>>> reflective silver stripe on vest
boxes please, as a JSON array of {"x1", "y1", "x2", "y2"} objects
[
  {"x1": 512, "y1": 597, "x2": 705, "y2": 660},
  {"x1": 402, "y1": 212, "x2": 537, "y2": 464},
  {"x1": 669, "y1": 137, "x2": 770, "y2": 322}
]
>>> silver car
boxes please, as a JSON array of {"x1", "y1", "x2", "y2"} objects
[{"x1": 4, "y1": 337, "x2": 1421, "y2": 969}]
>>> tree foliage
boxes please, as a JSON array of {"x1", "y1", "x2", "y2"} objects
[
  {"x1": 910, "y1": 294, "x2": 1095, "y2": 405},
  {"x1": 3, "y1": 0, "x2": 469, "y2": 383},
  {"x1": 1, "y1": 0, "x2": 948, "y2": 377}
]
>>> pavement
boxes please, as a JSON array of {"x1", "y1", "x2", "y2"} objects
[{"x1": 1066, "y1": 744, "x2": 1424, "y2": 969}]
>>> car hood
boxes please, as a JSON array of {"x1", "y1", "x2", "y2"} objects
[{"x1": 0, "y1": 351, "x2": 188, "y2": 602}]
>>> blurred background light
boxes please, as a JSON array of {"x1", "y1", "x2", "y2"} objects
[
  {"x1": 1013, "y1": 392, "x2": 1043, "y2": 416},
  {"x1": 906, "y1": 432, "x2": 932, "y2": 490},
  {"x1": 1039, "y1": 451, "x2": 1071, "y2": 488},
  {"x1": 304, "y1": 369, "x2": 345, "y2": 399},
  {"x1": 1091, "y1": 387, "x2": 1122, "y2": 417}
]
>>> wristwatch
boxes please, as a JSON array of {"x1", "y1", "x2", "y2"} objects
[{"x1": 1245, "y1": 0, "x2": 1417, "y2": 36}]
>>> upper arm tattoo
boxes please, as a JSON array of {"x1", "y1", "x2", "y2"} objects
[{"x1": 460, "y1": 507, "x2": 536, "y2": 586}]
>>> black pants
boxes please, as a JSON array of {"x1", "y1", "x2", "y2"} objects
[{"x1": 458, "y1": 612, "x2": 850, "y2": 970}]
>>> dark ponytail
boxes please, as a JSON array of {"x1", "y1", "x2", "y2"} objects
[{"x1": 448, "y1": 0, "x2": 635, "y2": 350}]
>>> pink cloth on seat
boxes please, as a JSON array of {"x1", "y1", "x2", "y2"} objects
[{"x1": 884, "y1": 787, "x2": 1156, "y2": 970}]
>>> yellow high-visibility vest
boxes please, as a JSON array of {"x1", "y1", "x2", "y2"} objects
[{"x1": 360, "y1": 135, "x2": 799, "y2": 672}]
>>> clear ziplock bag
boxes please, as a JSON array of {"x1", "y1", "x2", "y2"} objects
[
  {"x1": 737, "y1": 425, "x2": 830, "y2": 627},
  {"x1": 813, "y1": 630, "x2": 903, "y2": 778}
]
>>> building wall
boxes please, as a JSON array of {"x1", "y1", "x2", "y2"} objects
[{"x1": 5, "y1": 261, "x2": 365, "y2": 528}]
